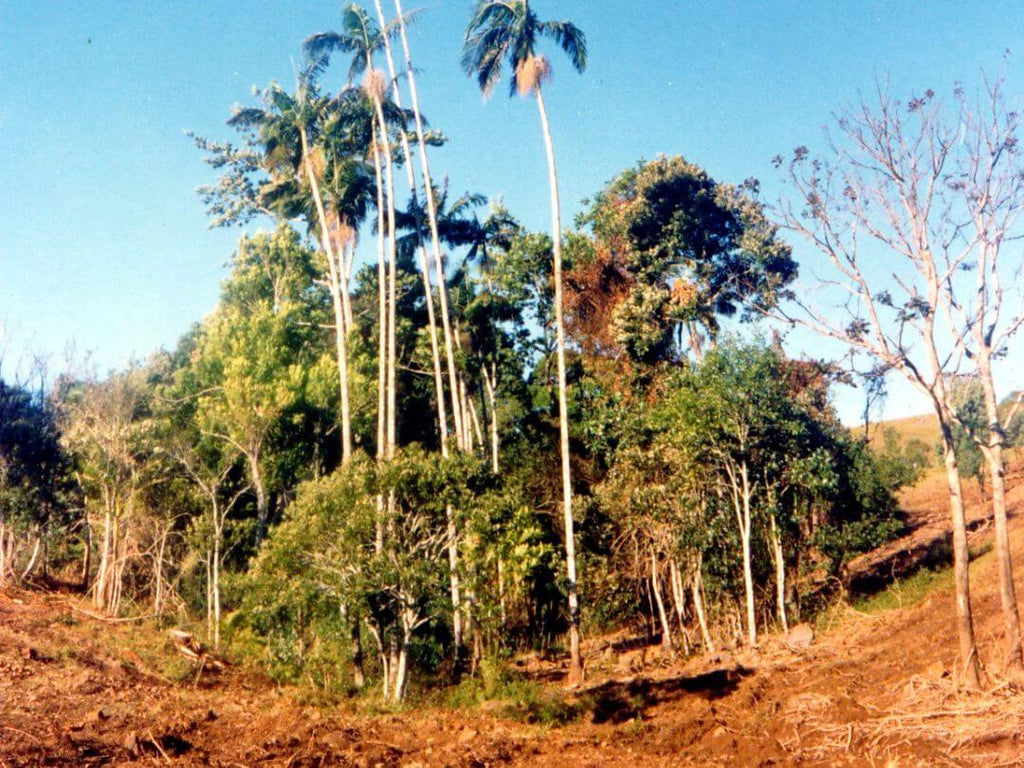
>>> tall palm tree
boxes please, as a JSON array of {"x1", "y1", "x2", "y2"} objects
[
  {"x1": 305, "y1": 3, "x2": 402, "y2": 463},
  {"x1": 462, "y1": 0, "x2": 587, "y2": 682},
  {"x1": 393, "y1": 0, "x2": 469, "y2": 452}
]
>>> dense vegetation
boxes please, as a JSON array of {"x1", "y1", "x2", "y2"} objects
[{"x1": 2, "y1": 1, "x2": 1022, "y2": 701}]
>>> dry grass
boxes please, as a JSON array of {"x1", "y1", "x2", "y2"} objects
[
  {"x1": 785, "y1": 674, "x2": 1024, "y2": 766},
  {"x1": 852, "y1": 412, "x2": 940, "y2": 450}
]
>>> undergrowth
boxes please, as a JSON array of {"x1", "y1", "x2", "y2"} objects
[{"x1": 438, "y1": 659, "x2": 585, "y2": 726}]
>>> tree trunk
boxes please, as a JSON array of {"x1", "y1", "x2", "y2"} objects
[
  {"x1": 21, "y1": 536, "x2": 41, "y2": 582},
  {"x1": 483, "y1": 363, "x2": 500, "y2": 473},
  {"x1": 976, "y1": 350, "x2": 1024, "y2": 671},
  {"x1": 361, "y1": 60, "x2": 400, "y2": 463},
  {"x1": 301, "y1": 126, "x2": 352, "y2": 465},
  {"x1": 94, "y1": 506, "x2": 112, "y2": 610},
  {"x1": 769, "y1": 515, "x2": 789, "y2": 634},
  {"x1": 206, "y1": 550, "x2": 213, "y2": 641},
  {"x1": 535, "y1": 86, "x2": 582, "y2": 683},
  {"x1": 692, "y1": 560, "x2": 714, "y2": 654},
  {"x1": 650, "y1": 552, "x2": 672, "y2": 649},
  {"x1": 248, "y1": 453, "x2": 269, "y2": 543},
  {"x1": 939, "y1": 423, "x2": 983, "y2": 688},
  {"x1": 735, "y1": 462, "x2": 757, "y2": 647},
  {"x1": 213, "y1": 517, "x2": 222, "y2": 649},
  {"x1": 394, "y1": 0, "x2": 466, "y2": 451},
  {"x1": 387, "y1": 1, "x2": 468, "y2": 656},
  {"x1": 370, "y1": 121, "x2": 388, "y2": 554},
  {"x1": 668, "y1": 557, "x2": 687, "y2": 638},
  {"x1": 371, "y1": 0, "x2": 449, "y2": 454},
  {"x1": 349, "y1": 611, "x2": 365, "y2": 690}
]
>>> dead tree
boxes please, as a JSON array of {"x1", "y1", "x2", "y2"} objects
[
  {"x1": 936, "y1": 74, "x2": 1024, "y2": 672},
  {"x1": 774, "y1": 79, "x2": 998, "y2": 688}
]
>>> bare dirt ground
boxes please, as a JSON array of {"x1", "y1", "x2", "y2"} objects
[{"x1": 3, "y1": 458, "x2": 1024, "y2": 766}]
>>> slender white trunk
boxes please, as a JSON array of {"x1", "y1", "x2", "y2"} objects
[
  {"x1": 248, "y1": 453, "x2": 269, "y2": 542},
  {"x1": 651, "y1": 552, "x2": 672, "y2": 649},
  {"x1": 734, "y1": 462, "x2": 756, "y2": 647},
  {"x1": 939, "y1": 420, "x2": 983, "y2": 688},
  {"x1": 371, "y1": 122, "x2": 388, "y2": 554},
  {"x1": 974, "y1": 340, "x2": 1023, "y2": 670},
  {"x1": 21, "y1": 536, "x2": 41, "y2": 582},
  {"x1": 213, "y1": 515, "x2": 222, "y2": 649},
  {"x1": 769, "y1": 515, "x2": 788, "y2": 634},
  {"x1": 206, "y1": 550, "x2": 213, "y2": 641},
  {"x1": 466, "y1": 384, "x2": 485, "y2": 452},
  {"x1": 394, "y1": 0, "x2": 466, "y2": 450},
  {"x1": 483, "y1": 364, "x2": 500, "y2": 473},
  {"x1": 372, "y1": 0, "x2": 449, "y2": 452},
  {"x1": 692, "y1": 559, "x2": 714, "y2": 653},
  {"x1": 535, "y1": 87, "x2": 581, "y2": 681},
  {"x1": 668, "y1": 557, "x2": 687, "y2": 636},
  {"x1": 301, "y1": 126, "x2": 352, "y2": 464}
]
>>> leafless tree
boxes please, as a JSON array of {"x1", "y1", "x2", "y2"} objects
[{"x1": 772, "y1": 77, "x2": 1024, "y2": 688}]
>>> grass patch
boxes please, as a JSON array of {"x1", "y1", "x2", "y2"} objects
[
  {"x1": 854, "y1": 565, "x2": 954, "y2": 614},
  {"x1": 440, "y1": 659, "x2": 585, "y2": 727}
]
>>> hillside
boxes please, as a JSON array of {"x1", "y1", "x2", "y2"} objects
[
  {"x1": 851, "y1": 412, "x2": 940, "y2": 451},
  {"x1": 2, "y1": 455, "x2": 1023, "y2": 766}
]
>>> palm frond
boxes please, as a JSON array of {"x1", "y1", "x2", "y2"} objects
[
  {"x1": 302, "y1": 31, "x2": 351, "y2": 61},
  {"x1": 539, "y1": 20, "x2": 588, "y2": 73},
  {"x1": 227, "y1": 106, "x2": 269, "y2": 129}
]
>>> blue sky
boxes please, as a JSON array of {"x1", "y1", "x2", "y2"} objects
[{"x1": 1, "y1": 1, "x2": 1022, "y2": 422}]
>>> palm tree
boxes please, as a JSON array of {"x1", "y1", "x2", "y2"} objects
[
  {"x1": 393, "y1": 0, "x2": 469, "y2": 453},
  {"x1": 305, "y1": 3, "x2": 402, "y2": 464},
  {"x1": 227, "y1": 79, "x2": 359, "y2": 466},
  {"x1": 462, "y1": 0, "x2": 587, "y2": 682}
]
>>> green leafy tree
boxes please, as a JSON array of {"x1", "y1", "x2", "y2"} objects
[{"x1": 570, "y1": 156, "x2": 796, "y2": 362}]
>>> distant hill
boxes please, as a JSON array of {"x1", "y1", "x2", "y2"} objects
[{"x1": 850, "y1": 412, "x2": 939, "y2": 452}]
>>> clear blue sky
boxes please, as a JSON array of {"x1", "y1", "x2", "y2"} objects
[{"x1": 2, "y1": 1, "x2": 1022, "y2": 421}]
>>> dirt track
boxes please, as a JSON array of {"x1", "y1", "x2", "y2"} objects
[{"x1": 2, "y1": 464, "x2": 1024, "y2": 766}]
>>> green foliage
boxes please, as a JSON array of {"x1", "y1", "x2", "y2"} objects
[
  {"x1": 945, "y1": 378, "x2": 986, "y2": 490},
  {"x1": 0, "y1": 379, "x2": 73, "y2": 536},
  {"x1": 573, "y1": 156, "x2": 797, "y2": 361},
  {"x1": 871, "y1": 427, "x2": 929, "y2": 492},
  {"x1": 853, "y1": 565, "x2": 954, "y2": 614},
  {"x1": 443, "y1": 658, "x2": 583, "y2": 726}
]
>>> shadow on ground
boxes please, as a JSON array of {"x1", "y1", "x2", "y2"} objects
[{"x1": 582, "y1": 665, "x2": 752, "y2": 724}]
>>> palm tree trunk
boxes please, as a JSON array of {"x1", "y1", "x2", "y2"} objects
[
  {"x1": 535, "y1": 86, "x2": 582, "y2": 682},
  {"x1": 372, "y1": 0, "x2": 449, "y2": 454},
  {"x1": 482, "y1": 363, "x2": 500, "y2": 473},
  {"x1": 300, "y1": 127, "x2": 352, "y2": 464},
  {"x1": 383, "y1": 4, "x2": 466, "y2": 656},
  {"x1": 362, "y1": 60, "x2": 400, "y2": 462},
  {"x1": 371, "y1": 123, "x2": 387, "y2": 554},
  {"x1": 393, "y1": 0, "x2": 466, "y2": 451}
]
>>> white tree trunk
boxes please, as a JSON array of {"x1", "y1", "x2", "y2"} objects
[
  {"x1": 393, "y1": 0, "x2": 466, "y2": 450},
  {"x1": 651, "y1": 552, "x2": 672, "y2": 649},
  {"x1": 692, "y1": 560, "x2": 714, "y2": 654},
  {"x1": 769, "y1": 514, "x2": 788, "y2": 634},
  {"x1": 535, "y1": 87, "x2": 582, "y2": 681},
  {"x1": 301, "y1": 126, "x2": 352, "y2": 464}
]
